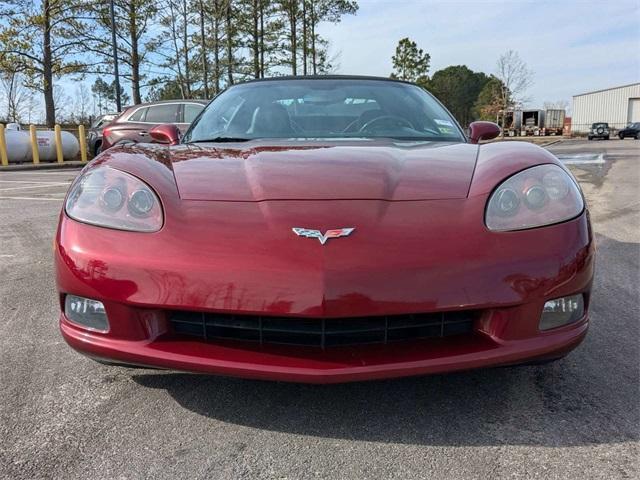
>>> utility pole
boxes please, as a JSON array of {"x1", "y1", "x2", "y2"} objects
[{"x1": 109, "y1": 0, "x2": 122, "y2": 112}]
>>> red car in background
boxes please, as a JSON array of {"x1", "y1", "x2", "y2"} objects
[
  {"x1": 101, "y1": 99, "x2": 208, "y2": 150},
  {"x1": 56, "y1": 76, "x2": 594, "y2": 383}
]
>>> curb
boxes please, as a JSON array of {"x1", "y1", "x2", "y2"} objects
[
  {"x1": 540, "y1": 139, "x2": 562, "y2": 148},
  {"x1": 0, "y1": 161, "x2": 85, "y2": 172}
]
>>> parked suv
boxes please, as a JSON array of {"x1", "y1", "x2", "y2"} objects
[
  {"x1": 618, "y1": 122, "x2": 640, "y2": 139},
  {"x1": 587, "y1": 122, "x2": 610, "y2": 140},
  {"x1": 101, "y1": 99, "x2": 208, "y2": 150}
]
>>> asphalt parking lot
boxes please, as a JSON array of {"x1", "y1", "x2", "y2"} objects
[{"x1": 0, "y1": 139, "x2": 638, "y2": 479}]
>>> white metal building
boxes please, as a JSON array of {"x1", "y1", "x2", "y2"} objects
[{"x1": 572, "y1": 83, "x2": 640, "y2": 133}]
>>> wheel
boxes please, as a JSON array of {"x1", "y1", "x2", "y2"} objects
[
  {"x1": 636, "y1": 133, "x2": 640, "y2": 140},
  {"x1": 605, "y1": 135, "x2": 610, "y2": 140},
  {"x1": 588, "y1": 136, "x2": 592, "y2": 140},
  {"x1": 94, "y1": 141, "x2": 102, "y2": 156},
  {"x1": 619, "y1": 133, "x2": 624, "y2": 139}
]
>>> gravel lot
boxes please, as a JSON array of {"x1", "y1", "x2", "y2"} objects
[{"x1": 0, "y1": 139, "x2": 638, "y2": 479}]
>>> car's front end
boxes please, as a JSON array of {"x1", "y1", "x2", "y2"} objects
[{"x1": 55, "y1": 77, "x2": 595, "y2": 383}]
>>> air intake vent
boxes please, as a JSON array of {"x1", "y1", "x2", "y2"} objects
[{"x1": 169, "y1": 310, "x2": 476, "y2": 348}]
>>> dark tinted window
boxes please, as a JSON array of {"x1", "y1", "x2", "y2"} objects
[
  {"x1": 184, "y1": 103, "x2": 205, "y2": 123},
  {"x1": 128, "y1": 108, "x2": 147, "y2": 122},
  {"x1": 145, "y1": 104, "x2": 179, "y2": 123}
]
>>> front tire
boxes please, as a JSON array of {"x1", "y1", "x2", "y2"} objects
[
  {"x1": 605, "y1": 135, "x2": 610, "y2": 140},
  {"x1": 588, "y1": 136, "x2": 593, "y2": 140},
  {"x1": 619, "y1": 133, "x2": 624, "y2": 139}
]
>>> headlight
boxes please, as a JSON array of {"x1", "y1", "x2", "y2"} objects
[
  {"x1": 486, "y1": 164, "x2": 583, "y2": 231},
  {"x1": 65, "y1": 166, "x2": 163, "y2": 232}
]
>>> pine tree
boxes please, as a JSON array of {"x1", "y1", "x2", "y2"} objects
[
  {"x1": 390, "y1": 37, "x2": 430, "y2": 83},
  {"x1": 85, "y1": 0, "x2": 158, "y2": 105},
  {"x1": 155, "y1": 0, "x2": 194, "y2": 98},
  {"x1": 0, "y1": 0, "x2": 93, "y2": 126},
  {"x1": 307, "y1": 1, "x2": 357, "y2": 74}
]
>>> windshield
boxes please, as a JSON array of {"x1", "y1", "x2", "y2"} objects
[{"x1": 183, "y1": 78, "x2": 465, "y2": 143}]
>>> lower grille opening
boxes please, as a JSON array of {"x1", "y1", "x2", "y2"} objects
[{"x1": 169, "y1": 310, "x2": 476, "y2": 348}]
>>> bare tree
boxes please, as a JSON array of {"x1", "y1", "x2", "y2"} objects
[
  {"x1": 495, "y1": 50, "x2": 532, "y2": 133},
  {"x1": 74, "y1": 83, "x2": 91, "y2": 124},
  {"x1": 53, "y1": 85, "x2": 71, "y2": 123},
  {"x1": 543, "y1": 99, "x2": 569, "y2": 111},
  {"x1": 25, "y1": 91, "x2": 39, "y2": 124},
  {"x1": 0, "y1": 70, "x2": 30, "y2": 123}
]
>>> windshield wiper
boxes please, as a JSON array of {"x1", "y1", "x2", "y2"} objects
[{"x1": 188, "y1": 136, "x2": 254, "y2": 143}]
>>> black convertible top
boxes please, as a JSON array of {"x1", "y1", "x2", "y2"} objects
[{"x1": 235, "y1": 75, "x2": 416, "y2": 87}]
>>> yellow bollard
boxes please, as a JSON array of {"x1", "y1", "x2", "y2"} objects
[
  {"x1": 54, "y1": 124, "x2": 64, "y2": 163},
  {"x1": 29, "y1": 125, "x2": 40, "y2": 164},
  {"x1": 0, "y1": 124, "x2": 8, "y2": 166},
  {"x1": 78, "y1": 124, "x2": 87, "y2": 163}
]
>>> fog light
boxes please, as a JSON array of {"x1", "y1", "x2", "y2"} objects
[
  {"x1": 539, "y1": 294, "x2": 584, "y2": 331},
  {"x1": 64, "y1": 295, "x2": 109, "y2": 332}
]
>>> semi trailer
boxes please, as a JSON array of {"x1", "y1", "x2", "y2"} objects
[{"x1": 496, "y1": 108, "x2": 566, "y2": 136}]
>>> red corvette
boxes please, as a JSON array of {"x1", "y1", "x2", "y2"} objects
[{"x1": 55, "y1": 76, "x2": 594, "y2": 383}]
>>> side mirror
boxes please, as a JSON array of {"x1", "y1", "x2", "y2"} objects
[
  {"x1": 468, "y1": 121, "x2": 501, "y2": 144},
  {"x1": 149, "y1": 124, "x2": 181, "y2": 146}
]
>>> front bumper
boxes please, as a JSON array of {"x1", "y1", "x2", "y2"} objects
[
  {"x1": 55, "y1": 199, "x2": 595, "y2": 383},
  {"x1": 60, "y1": 309, "x2": 588, "y2": 383}
]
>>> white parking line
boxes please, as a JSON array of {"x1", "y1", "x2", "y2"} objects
[
  {"x1": 0, "y1": 180, "x2": 72, "y2": 185},
  {"x1": 0, "y1": 196, "x2": 62, "y2": 201},
  {"x1": 0, "y1": 183, "x2": 70, "y2": 192},
  {"x1": 556, "y1": 153, "x2": 606, "y2": 165},
  {"x1": 0, "y1": 169, "x2": 81, "y2": 175}
]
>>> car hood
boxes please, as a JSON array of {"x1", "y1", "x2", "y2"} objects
[{"x1": 166, "y1": 141, "x2": 479, "y2": 201}]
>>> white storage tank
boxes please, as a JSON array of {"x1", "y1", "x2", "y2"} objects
[
  {"x1": 4, "y1": 124, "x2": 31, "y2": 162},
  {"x1": 3, "y1": 124, "x2": 80, "y2": 163}
]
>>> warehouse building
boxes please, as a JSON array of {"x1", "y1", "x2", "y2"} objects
[{"x1": 572, "y1": 83, "x2": 640, "y2": 133}]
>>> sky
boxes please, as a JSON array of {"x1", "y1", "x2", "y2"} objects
[{"x1": 318, "y1": 0, "x2": 640, "y2": 110}]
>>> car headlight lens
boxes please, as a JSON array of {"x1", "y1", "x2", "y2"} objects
[
  {"x1": 65, "y1": 166, "x2": 163, "y2": 232},
  {"x1": 486, "y1": 164, "x2": 583, "y2": 231}
]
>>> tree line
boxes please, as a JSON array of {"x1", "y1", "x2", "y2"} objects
[
  {"x1": 0, "y1": 0, "x2": 358, "y2": 126},
  {"x1": 390, "y1": 37, "x2": 533, "y2": 128},
  {"x1": 0, "y1": 3, "x2": 536, "y2": 130}
]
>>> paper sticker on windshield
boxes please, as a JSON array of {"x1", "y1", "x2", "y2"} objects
[
  {"x1": 438, "y1": 127, "x2": 454, "y2": 134},
  {"x1": 434, "y1": 119, "x2": 454, "y2": 127}
]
